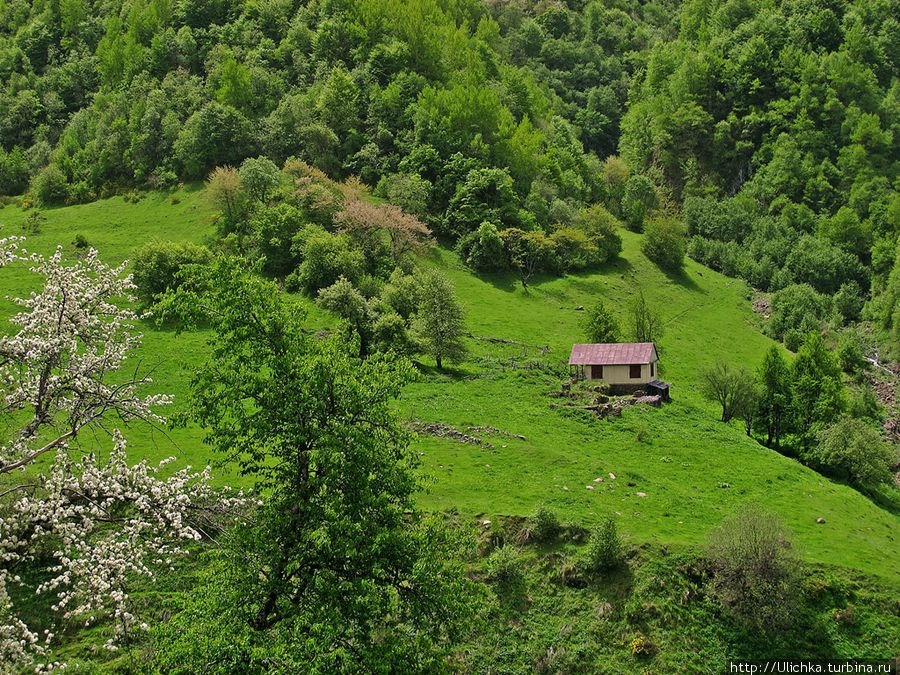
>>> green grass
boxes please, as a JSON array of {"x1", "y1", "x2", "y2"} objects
[{"x1": 0, "y1": 191, "x2": 897, "y2": 585}]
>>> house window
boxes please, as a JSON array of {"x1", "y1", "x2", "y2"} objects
[
  {"x1": 650, "y1": 362, "x2": 655, "y2": 377},
  {"x1": 629, "y1": 364, "x2": 642, "y2": 379},
  {"x1": 591, "y1": 364, "x2": 603, "y2": 379}
]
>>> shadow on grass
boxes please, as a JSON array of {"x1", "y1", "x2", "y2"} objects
[{"x1": 664, "y1": 266, "x2": 703, "y2": 292}]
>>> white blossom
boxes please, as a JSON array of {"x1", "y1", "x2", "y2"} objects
[{"x1": 0, "y1": 240, "x2": 247, "y2": 670}]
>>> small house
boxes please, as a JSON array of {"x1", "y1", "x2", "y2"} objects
[{"x1": 568, "y1": 342, "x2": 662, "y2": 395}]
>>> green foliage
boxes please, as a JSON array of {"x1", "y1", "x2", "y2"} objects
[
  {"x1": 154, "y1": 260, "x2": 478, "y2": 671},
  {"x1": 834, "y1": 281, "x2": 865, "y2": 325},
  {"x1": 292, "y1": 228, "x2": 365, "y2": 295},
  {"x1": 621, "y1": 175, "x2": 657, "y2": 231},
  {"x1": 527, "y1": 504, "x2": 561, "y2": 543},
  {"x1": 30, "y1": 164, "x2": 69, "y2": 205},
  {"x1": 706, "y1": 506, "x2": 801, "y2": 635},
  {"x1": 499, "y1": 227, "x2": 557, "y2": 289},
  {"x1": 444, "y1": 168, "x2": 519, "y2": 239},
  {"x1": 132, "y1": 239, "x2": 212, "y2": 309},
  {"x1": 456, "y1": 221, "x2": 508, "y2": 272},
  {"x1": 238, "y1": 156, "x2": 280, "y2": 203},
  {"x1": 582, "y1": 299, "x2": 619, "y2": 343},
  {"x1": 485, "y1": 545, "x2": 524, "y2": 587},
  {"x1": 629, "y1": 289, "x2": 663, "y2": 343},
  {"x1": 316, "y1": 276, "x2": 374, "y2": 355},
  {"x1": 411, "y1": 270, "x2": 467, "y2": 369},
  {"x1": 583, "y1": 517, "x2": 623, "y2": 573},
  {"x1": 248, "y1": 203, "x2": 307, "y2": 278},
  {"x1": 174, "y1": 103, "x2": 256, "y2": 179},
  {"x1": 836, "y1": 329, "x2": 867, "y2": 374},
  {"x1": 642, "y1": 217, "x2": 686, "y2": 273},
  {"x1": 769, "y1": 284, "x2": 831, "y2": 342},
  {"x1": 700, "y1": 362, "x2": 756, "y2": 424},
  {"x1": 756, "y1": 346, "x2": 792, "y2": 450},
  {"x1": 811, "y1": 416, "x2": 895, "y2": 487},
  {"x1": 791, "y1": 332, "x2": 845, "y2": 437}
]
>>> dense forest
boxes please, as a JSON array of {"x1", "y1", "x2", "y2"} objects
[
  {"x1": 0, "y1": 0, "x2": 897, "y2": 346},
  {"x1": 0, "y1": 0, "x2": 897, "y2": 671}
]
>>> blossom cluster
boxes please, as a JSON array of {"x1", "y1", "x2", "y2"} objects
[{"x1": 0, "y1": 239, "x2": 246, "y2": 670}]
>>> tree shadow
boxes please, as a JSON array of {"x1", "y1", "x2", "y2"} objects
[{"x1": 664, "y1": 267, "x2": 703, "y2": 292}]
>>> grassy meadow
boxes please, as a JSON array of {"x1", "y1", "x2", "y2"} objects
[{"x1": 0, "y1": 187, "x2": 897, "y2": 585}]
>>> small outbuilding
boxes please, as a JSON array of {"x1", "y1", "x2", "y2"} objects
[{"x1": 569, "y1": 342, "x2": 663, "y2": 395}]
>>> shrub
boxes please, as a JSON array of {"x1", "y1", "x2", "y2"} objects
[
  {"x1": 132, "y1": 240, "x2": 213, "y2": 308},
  {"x1": 642, "y1": 218, "x2": 686, "y2": 273},
  {"x1": 836, "y1": 329, "x2": 867, "y2": 374},
  {"x1": 577, "y1": 203, "x2": 623, "y2": 262},
  {"x1": 628, "y1": 634, "x2": 657, "y2": 657},
  {"x1": 455, "y1": 221, "x2": 507, "y2": 272},
  {"x1": 525, "y1": 504, "x2": 561, "y2": 543},
  {"x1": 706, "y1": 505, "x2": 800, "y2": 634},
  {"x1": 30, "y1": 164, "x2": 68, "y2": 205},
  {"x1": 21, "y1": 210, "x2": 46, "y2": 234},
  {"x1": 834, "y1": 281, "x2": 864, "y2": 324},
  {"x1": 583, "y1": 517, "x2": 623, "y2": 573},
  {"x1": 811, "y1": 416, "x2": 894, "y2": 487},
  {"x1": 621, "y1": 174, "x2": 656, "y2": 231},
  {"x1": 294, "y1": 229, "x2": 365, "y2": 295},
  {"x1": 72, "y1": 234, "x2": 90, "y2": 249},
  {"x1": 768, "y1": 283, "x2": 831, "y2": 340},
  {"x1": 582, "y1": 300, "x2": 619, "y2": 343},
  {"x1": 485, "y1": 546, "x2": 524, "y2": 586}
]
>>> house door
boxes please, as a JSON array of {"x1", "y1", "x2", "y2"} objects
[{"x1": 590, "y1": 365, "x2": 603, "y2": 379}]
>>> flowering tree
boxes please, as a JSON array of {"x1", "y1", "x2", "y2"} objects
[{"x1": 0, "y1": 238, "x2": 242, "y2": 670}]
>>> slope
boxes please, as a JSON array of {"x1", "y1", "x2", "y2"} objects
[{"x1": 0, "y1": 191, "x2": 896, "y2": 582}]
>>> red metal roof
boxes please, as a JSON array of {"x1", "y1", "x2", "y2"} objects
[{"x1": 568, "y1": 342, "x2": 657, "y2": 365}]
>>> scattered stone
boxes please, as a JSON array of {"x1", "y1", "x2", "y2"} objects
[
  {"x1": 411, "y1": 422, "x2": 493, "y2": 448},
  {"x1": 575, "y1": 305, "x2": 584, "y2": 311},
  {"x1": 609, "y1": 473, "x2": 616, "y2": 479},
  {"x1": 636, "y1": 492, "x2": 646, "y2": 498},
  {"x1": 718, "y1": 482, "x2": 731, "y2": 489},
  {"x1": 634, "y1": 395, "x2": 661, "y2": 407},
  {"x1": 593, "y1": 477, "x2": 604, "y2": 483},
  {"x1": 482, "y1": 520, "x2": 492, "y2": 527},
  {"x1": 586, "y1": 485, "x2": 594, "y2": 490},
  {"x1": 816, "y1": 517, "x2": 826, "y2": 524},
  {"x1": 596, "y1": 602, "x2": 613, "y2": 618},
  {"x1": 468, "y1": 425, "x2": 527, "y2": 441},
  {"x1": 562, "y1": 486, "x2": 569, "y2": 491}
]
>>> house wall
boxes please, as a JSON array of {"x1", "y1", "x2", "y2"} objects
[{"x1": 586, "y1": 361, "x2": 657, "y2": 385}]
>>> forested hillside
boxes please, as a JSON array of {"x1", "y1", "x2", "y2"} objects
[{"x1": 0, "y1": 0, "x2": 897, "y2": 671}]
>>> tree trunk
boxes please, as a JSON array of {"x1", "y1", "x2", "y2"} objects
[{"x1": 436, "y1": 354, "x2": 442, "y2": 370}]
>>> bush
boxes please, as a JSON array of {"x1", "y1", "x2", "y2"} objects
[
  {"x1": 372, "y1": 312, "x2": 415, "y2": 355},
  {"x1": 706, "y1": 505, "x2": 800, "y2": 634},
  {"x1": 583, "y1": 517, "x2": 623, "y2": 573},
  {"x1": 642, "y1": 218, "x2": 686, "y2": 273},
  {"x1": 524, "y1": 504, "x2": 561, "y2": 543},
  {"x1": 834, "y1": 281, "x2": 864, "y2": 324},
  {"x1": 621, "y1": 174, "x2": 656, "y2": 231},
  {"x1": 72, "y1": 234, "x2": 90, "y2": 249},
  {"x1": 582, "y1": 300, "x2": 619, "y2": 343},
  {"x1": 294, "y1": 229, "x2": 365, "y2": 295},
  {"x1": 485, "y1": 546, "x2": 524, "y2": 586},
  {"x1": 455, "y1": 221, "x2": 508, "y2": 272},
  {"x1": 577, "y1": 204, "x2": 623, "y2": 262},
  {"x1": 811, "y1": 416, "x2": 894, "y2": 487},
  {"x1": 628, "y1": 634, "x2": 657, "y2": 657},
  {"x1": 132, "y1": 240, "x2": 213, "y2": 308},
  {"x1": 768, "y1": 283, "x2": 831, "y2": 340},
  {"x1": 30, "y1": 164, "x2": 68, "y2": 205},
  {"x1": 836, "y1": 329, "x2": 867, "y2": 374}
]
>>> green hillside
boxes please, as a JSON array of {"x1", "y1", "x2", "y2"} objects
[{"x1": 1, "y1": 190, "x2": 896, "y2": 583}]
